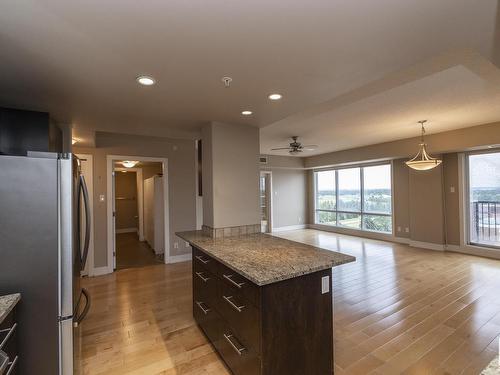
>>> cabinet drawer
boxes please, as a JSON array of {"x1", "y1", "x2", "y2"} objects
[
  {"x1": 219, "y1": 263, "x2": 260, "y2": 308},
  {"x1": 218, "y1": 325, "x2": 261, "y2": 375},
  {"x1": 217, "y1": 281, "x2": 260, "y2": 352},
  {"x1": 192, "y1": 247, "x2": 219, "y2": 276},
  {"x1": 193, "y1": 261, "x2": 217, "y2": 306},
  {"x1": 193, "y1": 299, "x2": 222, "y2": 348}
]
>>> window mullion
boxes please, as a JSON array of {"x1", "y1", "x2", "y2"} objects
[
  {"x1": 360, "y1": 167, "x2": 364, "y2": 229},
  {"x1": 335, "y1": 170, "x2": 339, "y2": 226}
]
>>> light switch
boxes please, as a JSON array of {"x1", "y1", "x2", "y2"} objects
[
  {"x1": 321, "y1": 276, "x2": 330, "y2": 294},
  {"x1": 450, "y1": 186, "x2": 455, "y2": 193},
  {"x1": 99, "y1": 194, "x2": 105, "y2": 202}
]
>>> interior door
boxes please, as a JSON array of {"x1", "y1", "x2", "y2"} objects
[{"x1": 112, "y1": 170, "x2": 117, "y2": 270}]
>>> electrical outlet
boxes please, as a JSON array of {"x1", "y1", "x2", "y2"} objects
[
  {"x1": 405, "y1": 227, "x2": 410, "y2": 233},
  {"x1": 397, "y1": 226, "x2": 401, "y2": 232},
  {"x1": 298, "y1": 217, "x2": 302, "y2": 223},
  {"x1": 321, "y1": 276, "x2": 330, "y2": 294},
  {"x1": 185, "y1": 241, "x2": 190, "y2": 247},
  {"x1": 450, "y1": 186, "x2": 455, "y2": 193},
  {"x1": 174, "y1": 242, "x2": 179, "y2": 249}
]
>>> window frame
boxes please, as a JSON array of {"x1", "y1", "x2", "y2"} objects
[
  {"x1": 314, "y1": 162, "x2": 393, "y2": 234},
  {"x1": 465, "y1": 149, "x2": 500, "y2": 250}
]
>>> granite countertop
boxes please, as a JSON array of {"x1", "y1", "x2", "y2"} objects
[
  {"x1": 0, "y1": 293, "x2": 20, "y2": 324},
  {"x1": 481, "y1": 357, "x2": 499, "y2": 374},
  {"x1": 176, "y1": 231, "x2": 355, "y2": 286}
]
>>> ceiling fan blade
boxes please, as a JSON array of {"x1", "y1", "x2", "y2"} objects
[
  {"x1": 301, "y1": 145, "x2": 318, "y2": 148},
  {"x1": 271, "y1": 147, "x2": 292, "y2": 150}
]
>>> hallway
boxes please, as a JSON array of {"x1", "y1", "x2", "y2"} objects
[{"x1": 116, "y1": 233, "x2": 163, "y2": 270}]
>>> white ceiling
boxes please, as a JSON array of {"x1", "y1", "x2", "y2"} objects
[{"x1": 0, "y1": 0, "x2": 499, "y2": 155}]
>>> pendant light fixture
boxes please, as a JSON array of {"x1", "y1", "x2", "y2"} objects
[{"x1": 405, "y1": 120, "x2": 442, "y2": 171}]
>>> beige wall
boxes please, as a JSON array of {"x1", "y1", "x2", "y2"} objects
[
  {"x1": 202, "y1": 122, "x2": 260, "y2": 228},
  {"x1": 303, "y1": 122, "x2": 500, "y2": 248},
  {"x1": 115, "y1": 171, "x2": 138, "y2": 230},
  {"x1": 392, "y1": 159, "x2": 410, "y2": 239},
  {"x1": 260, "y1": 155, "x2": 308, "y2": 229},
  {"x1": 74, "y1": 131, "x2": 197, "y2": 268},
  {"x1": 305, "y1": 121, "x2": 500, "y2": 169},
  {"x1": 443, "y1": 153, "x2": 461, "y2": 246},
  {"x1": 408, "y1": 161, "x2": 445, "y2": 244}
]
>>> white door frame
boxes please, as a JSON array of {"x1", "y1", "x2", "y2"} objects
[
  {"x1": 114, "y1": 167, "x2": 144, "y2": 241},
  {"x1": 107, "y1": 155, "x2": 170, "y2": 273},
  {"x1": 75, "y1": 154, "x2": 95, "y2": 277},
  {"x1": 260, "y1": 171, "x2": 273, "y2": 233}
]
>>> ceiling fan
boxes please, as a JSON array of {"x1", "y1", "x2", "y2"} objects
[{"x1": 271, "y1": 136, "x2": 318, "y2": 155}]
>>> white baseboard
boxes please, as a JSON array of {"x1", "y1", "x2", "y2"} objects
[
  {"x1": 393, "y1": 236, "x2": 411, "y2": 244},
  {"x1": 116, "y1": 228, "x2": 138, "y2": 234},
  {"x1": 92, "y1": 266, "x2": 112, "y2": 277},
  {"x1": 407, "y1": 240, "x2": 445, "y2": 251},
  {"x1": 167, "y1": 253, "x2": 192, "y2": 264},
  {"x1": 272, "y1": 224, "x2": 307, "y2": 232},
  {"x1": 445, "y1": 244, "x2": 500, "y2": 260},
  {"x1": 308, "y1": 223, "x2": 394, "y2": 242}
]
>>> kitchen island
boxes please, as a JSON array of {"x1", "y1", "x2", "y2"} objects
[{"x1": 176, "y1": 231, "x2": 355, "y2": 375}]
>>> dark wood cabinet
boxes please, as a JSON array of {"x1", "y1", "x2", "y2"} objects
[
  {"x1": 0, "y1": 107, "x2": 62, "y2": 156},
  {"x1": 192, "y1": 246, "x2": 333, "y2": 375}
]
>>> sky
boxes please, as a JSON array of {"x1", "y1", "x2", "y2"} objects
[
  {"x1": 317, "y1": 164, "x2": 391, "y2": 191},
  {"x1": 469, "y1": 153, "x2": 500, "y2": 189}
]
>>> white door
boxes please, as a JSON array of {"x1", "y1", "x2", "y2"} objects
[
  {"x1": 76, "y1": 154, "x2": 94, "y2": 276},
  {"x1": 112, "y1": 170, "x2": 117, "y2": 270}
]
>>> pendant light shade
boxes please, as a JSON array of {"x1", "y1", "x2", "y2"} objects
[{"x1": 405, "y1": 120, "x2": 442, "y2": 171}]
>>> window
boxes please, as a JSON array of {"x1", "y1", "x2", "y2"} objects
[
  {"x1": 467, "y1": 151, "x2": 500, "y2": 248},
  {"x1": 314, "y1": 164, "x2": 392, "y2": 234}
]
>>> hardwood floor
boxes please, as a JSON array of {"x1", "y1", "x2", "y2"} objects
[
  {"x1": 116, "y1": 233, "x2": 163, "y2": 270},
  {"x1": 81, "y1": 229, "x2": 500, "y2": 374}
]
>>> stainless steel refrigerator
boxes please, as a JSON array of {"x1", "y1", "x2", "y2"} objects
[{"x1": 0, "y1": 152, "x2": 91, "y2": 374}]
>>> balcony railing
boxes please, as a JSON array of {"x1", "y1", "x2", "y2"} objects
[{"x1": 471, "y1": 201, "x2": 500, "y2": 246}]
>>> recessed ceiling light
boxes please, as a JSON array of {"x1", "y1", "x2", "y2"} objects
[
  {"x1": 241, "y1": 110, "x2": 253, "y2": 116},
  {"x1": 268, "y1": 93, "x2": 282, "y2": 101},
  {"x1": 136, "y1": 76, "x2": 155, "y2": 86}
]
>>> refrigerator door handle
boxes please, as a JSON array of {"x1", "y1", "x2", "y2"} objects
[
  {"x1": 79, "y1": 174, "x2": 91, "y2": 270},
  {"x1": 73, "y1": 288, "x2": 91, "y2": 328}
]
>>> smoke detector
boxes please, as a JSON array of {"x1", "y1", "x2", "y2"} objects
[{"x1": 221, "y1": 76, "x2": 233, "y2": 88}]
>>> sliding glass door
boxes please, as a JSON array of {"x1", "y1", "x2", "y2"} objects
[{"x1": 467, "y1": 151, "x2": 500, "y2": 248}]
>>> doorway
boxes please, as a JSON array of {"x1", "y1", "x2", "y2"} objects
[
  {"x1": 260, "y1": 171, "x2": 272, "y2": 233},
  {"x1": 107, "y1": 156, "x2": 170, "y2": 272}
]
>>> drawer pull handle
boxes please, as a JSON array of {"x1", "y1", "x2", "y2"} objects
[
  {"x1": 223, "y1": 274, "x2": 245, "y2": 289},
  {"x1": 0, "y1": 323, "x2": 17, "y2": 350},
  {"x1": 195, "y1": 255, "x2": 210, "y2": 264},
  {"x1": 223, "y1": 333, "x2": 246, "y2": 356},
  {"x1": 195, "y1": 301, "x2": 210, "y2": 315},
  {"x1": 195, "y1": 271, "x2": 210, "y2": 282},
  {"x1": 223, "y1": 295, "x2": 245, "y2": 312},
  {"x1": 5, "y1": 356, "x2": 18, "y2": 375}
]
